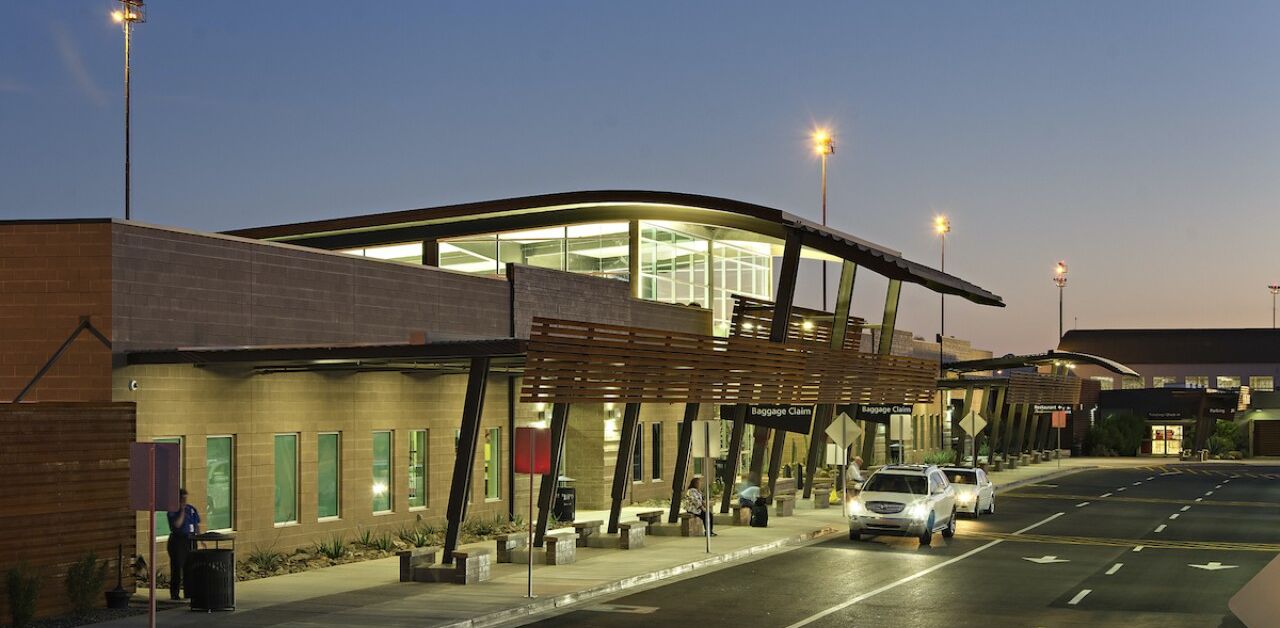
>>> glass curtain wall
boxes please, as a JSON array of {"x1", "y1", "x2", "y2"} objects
[{"x1": 438, "y1": 221, "x2": 772, "y2": 335}]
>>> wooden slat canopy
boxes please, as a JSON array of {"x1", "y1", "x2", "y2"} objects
[
  {"x1": 520, "y1": 318, "x2": 936, "y2": 405},
  {"x1": 727, "y1": 295, "x2": 865, "y2": 350},
  {"x1": 1006, "y1": 372, "x2": 1082, "y2": 404}
]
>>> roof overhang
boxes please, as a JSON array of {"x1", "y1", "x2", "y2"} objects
[
  {"x1": 944, "y1": 350, "x2": 1139, "y2": 377},
  {"x1": 126, "y1": 339, "x2": 527, "y2": 373},
  {"x1": 226, "y1": 190, "x2": 1004, "y2": 307}
]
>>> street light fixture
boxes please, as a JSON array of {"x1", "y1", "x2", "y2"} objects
[
  {"x1": 813, "y1": 128, "x2": 835, "y2": 311},
  {"x1": 113, "y1": 0, "x2": 146, "y2": 221},
  {"x1": 1054, "y1": 261, "x2": 1068, "y2": 340},
  {"x1": 1269, "y1": 284, "x2": 1279, "y2": 329},
  {"x1": 934, "y1": 215, "x2": 950, "y2": 367}
]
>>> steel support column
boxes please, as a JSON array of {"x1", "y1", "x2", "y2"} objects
[
  {"x1": 988, "y1": 387, "x2": 1007, "y2": 464},
  {"x1": 1005, "y1": 403, "x2": 1024, "y2": 455},
  {"x1": 1036, "y1": 411, "x2": 1053, "y2": 452},
  {"x1": 754, "y1": 229, "x2": 802, "y2": 495},
  {"x1": 720, "y1": 404, "x2": 747, "y2": 514},
  {"x1": 861, "y1": 279, "x2": 903, "y2": 465},
  {"x1": 804, "y1": 261, "x2": 856, "y2": 498},
  {"x1": 443, "y1": 356, "x2": 491, "y2": 563},
  {"x1": 766, "y1": 431, "x2": 786, "y2": 497},
  {"x1": 534, "y1": 403, "x2": 570, "y2": 547},
  {"x1": 608, "y1": 402, "x2": 643, "y2": 534},
  {"x1": 803, "y1": 404, "x2": 834, "y2": 499},
  {"x1": 668, "y1": 403, "x2": 699, "y2": 523}
]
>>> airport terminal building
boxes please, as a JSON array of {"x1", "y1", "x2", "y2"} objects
[{"x1": 1, "y1": 191, "x2": 1005, "y2": 568}]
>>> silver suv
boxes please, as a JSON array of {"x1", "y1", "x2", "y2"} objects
[{"x1": 848, "y1": 464, "x2": 957, "y2": 545}]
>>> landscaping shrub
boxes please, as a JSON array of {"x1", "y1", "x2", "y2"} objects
[
  {"x1": 1084, "y1": 412, "x2": 1146, "y2": 456},
  {"x1": 246, "y1": 544, "x2": 286, "y2": 572},
  {"x1": 314, "y1": 533, "x2": 348, "y2": 559},
  {"x1": 397, "y1": 525, "x2": 436, "y2": 548},
  {"x1": 65, "y1": 551, "x2": 108, "y2": 616},
  {"x1": 922, "y1": 450, "x2": 957, "y2": 465},
  {"x1": 6, "y1": 563, "x2": 40, "y2": 628}
]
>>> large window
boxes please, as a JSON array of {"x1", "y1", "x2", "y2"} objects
[
  {"x1": 274, "y1": 434, "x2": 298, "y2": 525},
  {"x1": 632, "y1": 426, "x2": 644, "y2": 482},
  {"x1": 1091, "y1": 376, "x2": 1114, "y2": 391},
  {"x1": 440, "y1": 224, "x2": 631, "y2": 279},
  {"x1": 372, "y1": 431, "x2": 393, "y2": 513},
  {"x1": 1152, "y1": 376, "x2": 1178, "y2": 388},
  {"x1": 650, "y1": 423, "x2": 663, "y2": 480},
  {"x1": 409, "y1": 430, "x2": 428, "y2": 509},
  {"x1": 640, "y1": 223, "x2": 709, "y2": 310},
  {"x1": 1185, "y1": 376, "x2": 1209, "y2": 389},
  {"x1": 483, "y1": 428, "x2": 501, "y2": 500},
  {"x1": 712, "y1": 240, "x2": 773, "y2": 336},
  {"x1": 206, "y1": 436, "x2": 234, "y2": 531},
  {"x1": 1122, "y1": 377, "x2": 1144, "y2": 390},
  {"x1": 153, "y1": 437, "x2": 183, "y2": 538},
  {"x1": 318, "y1": 433, "x2": 340, "y2": 519},
  {"x1": 340, "y1": 242, "x2": 423, "y2": 264},
  {"x1": 1217, "y1": 376, "x2": 1241, "y2": 390},
  {"x1": 1250, "y1": 376, "x2": 1274, "y2": 392}
]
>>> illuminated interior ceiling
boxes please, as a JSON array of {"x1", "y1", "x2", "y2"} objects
[{"x1": 226, "y1": 190, "x2": 1003, "y2": 306}]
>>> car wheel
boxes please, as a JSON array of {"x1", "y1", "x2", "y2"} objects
[
  {"x1": 849, "y1": 531, "x2": 861, "y2": 541},
  {"x1": 919, "y1": 515, "x2": 934, "y2": 545},
  {"x1": 942, "y1": 510, "x2": 957, "y2": 538}
]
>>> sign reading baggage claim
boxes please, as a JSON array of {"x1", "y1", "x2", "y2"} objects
[
  {"x1": 742, "y1": 404, "x2": 815, "y2": 434},
  {"x1": 856, "y1": 404, "x2": 913, "y2": 422}
]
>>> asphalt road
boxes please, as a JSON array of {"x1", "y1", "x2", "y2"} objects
[{"x1": 519, "y1": 464, "x2": 1280, "y2": 628}]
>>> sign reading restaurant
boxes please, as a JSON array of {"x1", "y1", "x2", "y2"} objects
[
  {"x1": 1033, "y1": 403, "x2": 1073, "y2": 413},
  {"x1": 742, "y1": 404, "x2": 815, "y2": 434}
]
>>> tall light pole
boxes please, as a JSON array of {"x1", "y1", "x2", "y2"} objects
[
  {"x1": 113, "y1": 1, "x2": 146, "y2": 221},
  {"x1": 934, "y1": 215, "x2": 950, "y2": 371},
  {"x1": 1054, "y1": 261, "x2": 1068, "y2": 340},
  {"x1": 813, "y1": 129, "x2": 835, "y2": 311},
  {"x1": 1270, "y1": 284, "x2": 1279, "y2": 329}
]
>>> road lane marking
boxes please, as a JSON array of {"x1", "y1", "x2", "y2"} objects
[
  {"x1": 1004, "y1": 492, "x2": 1280, "y2": 509},
  {"x1": 1169, "y1": 514, "x2": 1180, "y2": 520},
  {"x1": 1206, "y1": 491, "x2": 1214, "y2": 496},
  {"x1": 1117, "y1": 487, "x2": 1127, "y2": 491},
  {"x1": 1023, "y1": 555, "x2": 1070, "y2": 564},
  {"x1": 1133, "y1": 545, "x2": 1144, "y2": 552},
  {"x1": 965, "y1": 533, "x2": 1280, "y2": 552},
  {"x1": 782, "y1": 512, "x2": 1067, "y2": 628},
  {"x1": 1106, "y1": 563, "x2": 1124, "y2": 575},
  {"x1": 1076, "y1": 502, "x2": 1090, "y2": 508},
  {"x1": 1155, "y1": 524, "x2": 1167, "y2": 533},
  {"x1": 1147, "y1": 476, "x2": 1155, "y2": 480},
  {"x1": 1195, "y1": 498, "x2": 1203, "y2": 502},
  {"x1": 1133, "y1": 481, "x2": 1143, "y2": 486},
  {"x1": 1068, "y1": 589, "x2": 1092, "y2": 606},
  {"x1": 1100, "y1": 492, "x2": 1113, "y2": 498},
  {"x1": 1189, "y1": 562, "x2": 1238, "y2": 571},
  {"x1": 1216, "y1": 485, "x2": 1224, "y2": 489},
  {"x1": 1181, "y1": 506, "x2": 1191, "y2": 512}
]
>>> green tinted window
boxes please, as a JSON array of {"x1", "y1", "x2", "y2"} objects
[
  {"x1": 408, "y1": 430, "x2": 427, "y2": 508},
  {"x1": 318, "y1": 433, "x2": 340, "y2": 518},
  {"x1": 205, "y1": 437, "x2": 233, "y2": 530},
  {"x1": 154, "y1": 437, "x2": 182, "y2": 537},
  {"x1": 372, "y1": 431, "x2": 392, "y2": 512},
  {"x1": 274, "y1": 434, "x2": 298, "y2": 524}
]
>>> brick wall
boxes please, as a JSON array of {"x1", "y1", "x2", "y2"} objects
[
  {"x1": 0, "y1": 221, "x2": 112, "y2": 402},
  {"x1": 0, "y1": 402, "x2": 135, "y2": 620},
  {"x1": 111, "y1": 223, "x2": 511, "y2": 352}
]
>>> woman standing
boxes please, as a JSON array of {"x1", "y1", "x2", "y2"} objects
[{"x1": 683, "y1": 477, "x2": 716, "y2": 536}]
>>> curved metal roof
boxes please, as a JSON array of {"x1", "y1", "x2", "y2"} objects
[
  {"x1": 226, "y1": 190, "x2": 1004, "y2": 307},
  {"x1": 943, "y1": 350, "x2": 1140, "y2": 376}
]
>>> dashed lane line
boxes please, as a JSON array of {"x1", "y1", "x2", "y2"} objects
[
  {"x1": 1181, "y1": 505, "x2": 1191, "y2": 512},
  {"x1": 1076, "y1": 502, "x2": 1091, "y2": 508},
  {"x1": 1003, "y1": 492, "x2": 1280, "y2": 509},
  {"x1": 1155, "y1": 524, "x2": 1167, "y2": 533},
  {"x1": 1169, "y1": 514, "x2": 1180, "y2": 520},
  {"x1": 1068, "y1": 589, "x2": 1092, "y2": 606},
  {"x1": 963, "y1": 532, "x2": 1280, "y2": 553},
  {"x1": 1105, "y1": 563, "x2": 1123, "y2": 575}
]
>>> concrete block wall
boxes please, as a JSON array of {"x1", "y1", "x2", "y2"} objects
[{"x1": 0, "y1": 220, "x2": 112, "y2": 401}]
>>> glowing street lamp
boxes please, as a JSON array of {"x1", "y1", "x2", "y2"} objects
[
  {"x1": 934, "y1": 215, "x2": 950, "y2": 369},
  {"x1": 1054, "y1": 261, "x2": 1068, "y2": 339},
  {"x1": 813, "y1": 128, "x2": 835, "y2": 310},
  {"x1": 1269, "y1": 284, "x2": 1280, "y2": 329},
  {"x1": 112, "y1": 1, "x2": 146, "y2": 221}
]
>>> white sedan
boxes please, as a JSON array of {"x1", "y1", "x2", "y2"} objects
[{"x1": 940, "y1": 467, "x2": 995, "y2": 516}]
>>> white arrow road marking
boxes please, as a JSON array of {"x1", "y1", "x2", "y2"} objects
[
  {"x1": 1023, "y1": 555, "x2": 1071, "y2": 564},
  {"x1": 1068, "y1": 589, "x2": 1092, "y2": 605},
  {"x1": 1106, "y1": 563, "x2": 1124, "y2": 575},
  {"x1": 1132, "y1": 545, "x2": 1144, "y2": 552},
  {"x1": 1189, "y1": 562, "x2": 1239, "y2": 571},
  {"x1": 1155, "y1": 524, "x2": 1167, "y2": 533},
  {"x1": 1181, "y1": 505, "x2": 1191, "y2": 512}
]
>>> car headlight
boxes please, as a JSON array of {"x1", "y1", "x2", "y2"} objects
[
  {"x1": 908, "y1": 503, "x2": 930, "y2": 520},
  {"x1": 957, "y1": 493, "x2": 974, "y2": 504},
  {"x1": 848, "y1": 501, "x2": 865, "y2": 516}
]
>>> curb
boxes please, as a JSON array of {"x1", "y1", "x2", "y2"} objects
[
  {"x1": 994, "y1": 465, "x2": 1097, "y2": 494},
  {"x1": 441, "y1": 524, "x2": 841, "y2": 628}
]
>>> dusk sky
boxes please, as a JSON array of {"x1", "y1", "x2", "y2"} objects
[{"x1": 4, "y1": 1, "x2": 1279, "y2": 354}]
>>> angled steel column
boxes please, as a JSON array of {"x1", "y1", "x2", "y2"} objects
[
  {"x1": 443, "y1": 356, "x2": 491, "y2": 563},
  {"x1": 628, "y1": 220, "x2": 642, "y2": 298},
  {"x1": 756, "y1": 229, "x2": 803, "y2": 494},
  {"x1": 1036, "y1": 411, "x2": 1053, "y2": 451},
  {"x1": 719, "y1": 404, "x2": 748, "y2": 513},
  {"x1": 668, "y1": 403, "x2": 700, "y2": 523},
  {"x1": 862, "y1": 278, "x2": 903, "y2": 465},
  {"x1": 766, "y1": 431, "x2": 787, "y2": 497},
  {"x1": 1025, "y1": 405, "x2": 1042, "y2": 453},
  {"x1": 533, "y1": 402, "x2": 570, "y2": 547},
  {"x1": 1004, "y1": 403, "x2": 1023, "y2": 455},
  {"x1": 607, "y1": 402, "x2": 642, "y2": 534},
  {"x1": 956, "y1": 387, "x2": 974, "y2": 463},
  {"x1": 804, "y1": 261, "x2": 856, "y2": 498},
  {"x1": 988, "y1": 387, "x2": 1007, "y2": 464}
]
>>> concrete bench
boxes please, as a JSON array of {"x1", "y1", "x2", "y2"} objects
[
  {"x1": 679, "y1": 512, "x2": 704, "y2": 537},
  {"x1": 774, "y1": 478, "x2": 797, "y2": 497},
  {"x1": 714, "y1": 505, "x2": 751, "y2": 526},
  {"x1": 619, "y1": 521, "x2": 646, "y2": 549},
  {"x1": 398, "y1": 546, "x2": 442, "y2": 582},
  {"x1": 810, "y1": 482, "x2": 833, "y2": 509},
  {"x1": 544, "y1": 530, "x2": 578, "y2": 565},
  {"x1": 774, "y1": 495, "x2": 795, "y2": 517},
  {"x1": 412, "y1": 548, "x2": 491, "y2": 584},
  {"x1": 494, "y1": 533, "x2": 527, "y2": 564},
  {"x1": 635, "y1": 510, "x2": 665, "y2": 527},
  {"x1": 572, "y1": 520, "x2": 604, "y2": 548}
]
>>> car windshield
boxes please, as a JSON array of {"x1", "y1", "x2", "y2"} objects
[
  {"x1": 948, "y1": 472, "x2": 977, "y2": 485},
  {"x1": 864, "y1": 473, "x2": 927, "y2": 495}
]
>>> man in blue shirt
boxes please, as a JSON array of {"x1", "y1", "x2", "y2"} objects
[{"x1": 166, "y1": 488, "x2": 201, "y2": 601}]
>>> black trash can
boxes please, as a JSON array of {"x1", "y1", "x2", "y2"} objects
[
  {"x1": 188, "y1": 533, "x2": 235, "y2": 612},
  {"x1": 553, "y1": 476, "x2": 576, "y2": 522}
]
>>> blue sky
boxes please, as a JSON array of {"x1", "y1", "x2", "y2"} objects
[{"x1": 3, "y1": 1, "x2": 1279, "y2": 353}]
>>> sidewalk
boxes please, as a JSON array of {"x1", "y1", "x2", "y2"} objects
[{"x1": 91, "y1": 458, "x2": 1145, "y2": 628}]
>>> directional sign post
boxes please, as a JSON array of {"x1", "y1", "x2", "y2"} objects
[
  {"x1": 958, "y1": 411, "x2": 987, "y2": 468},
  {"x1": 824, "y1": 412, "x2": 863, "y2": 506}
]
